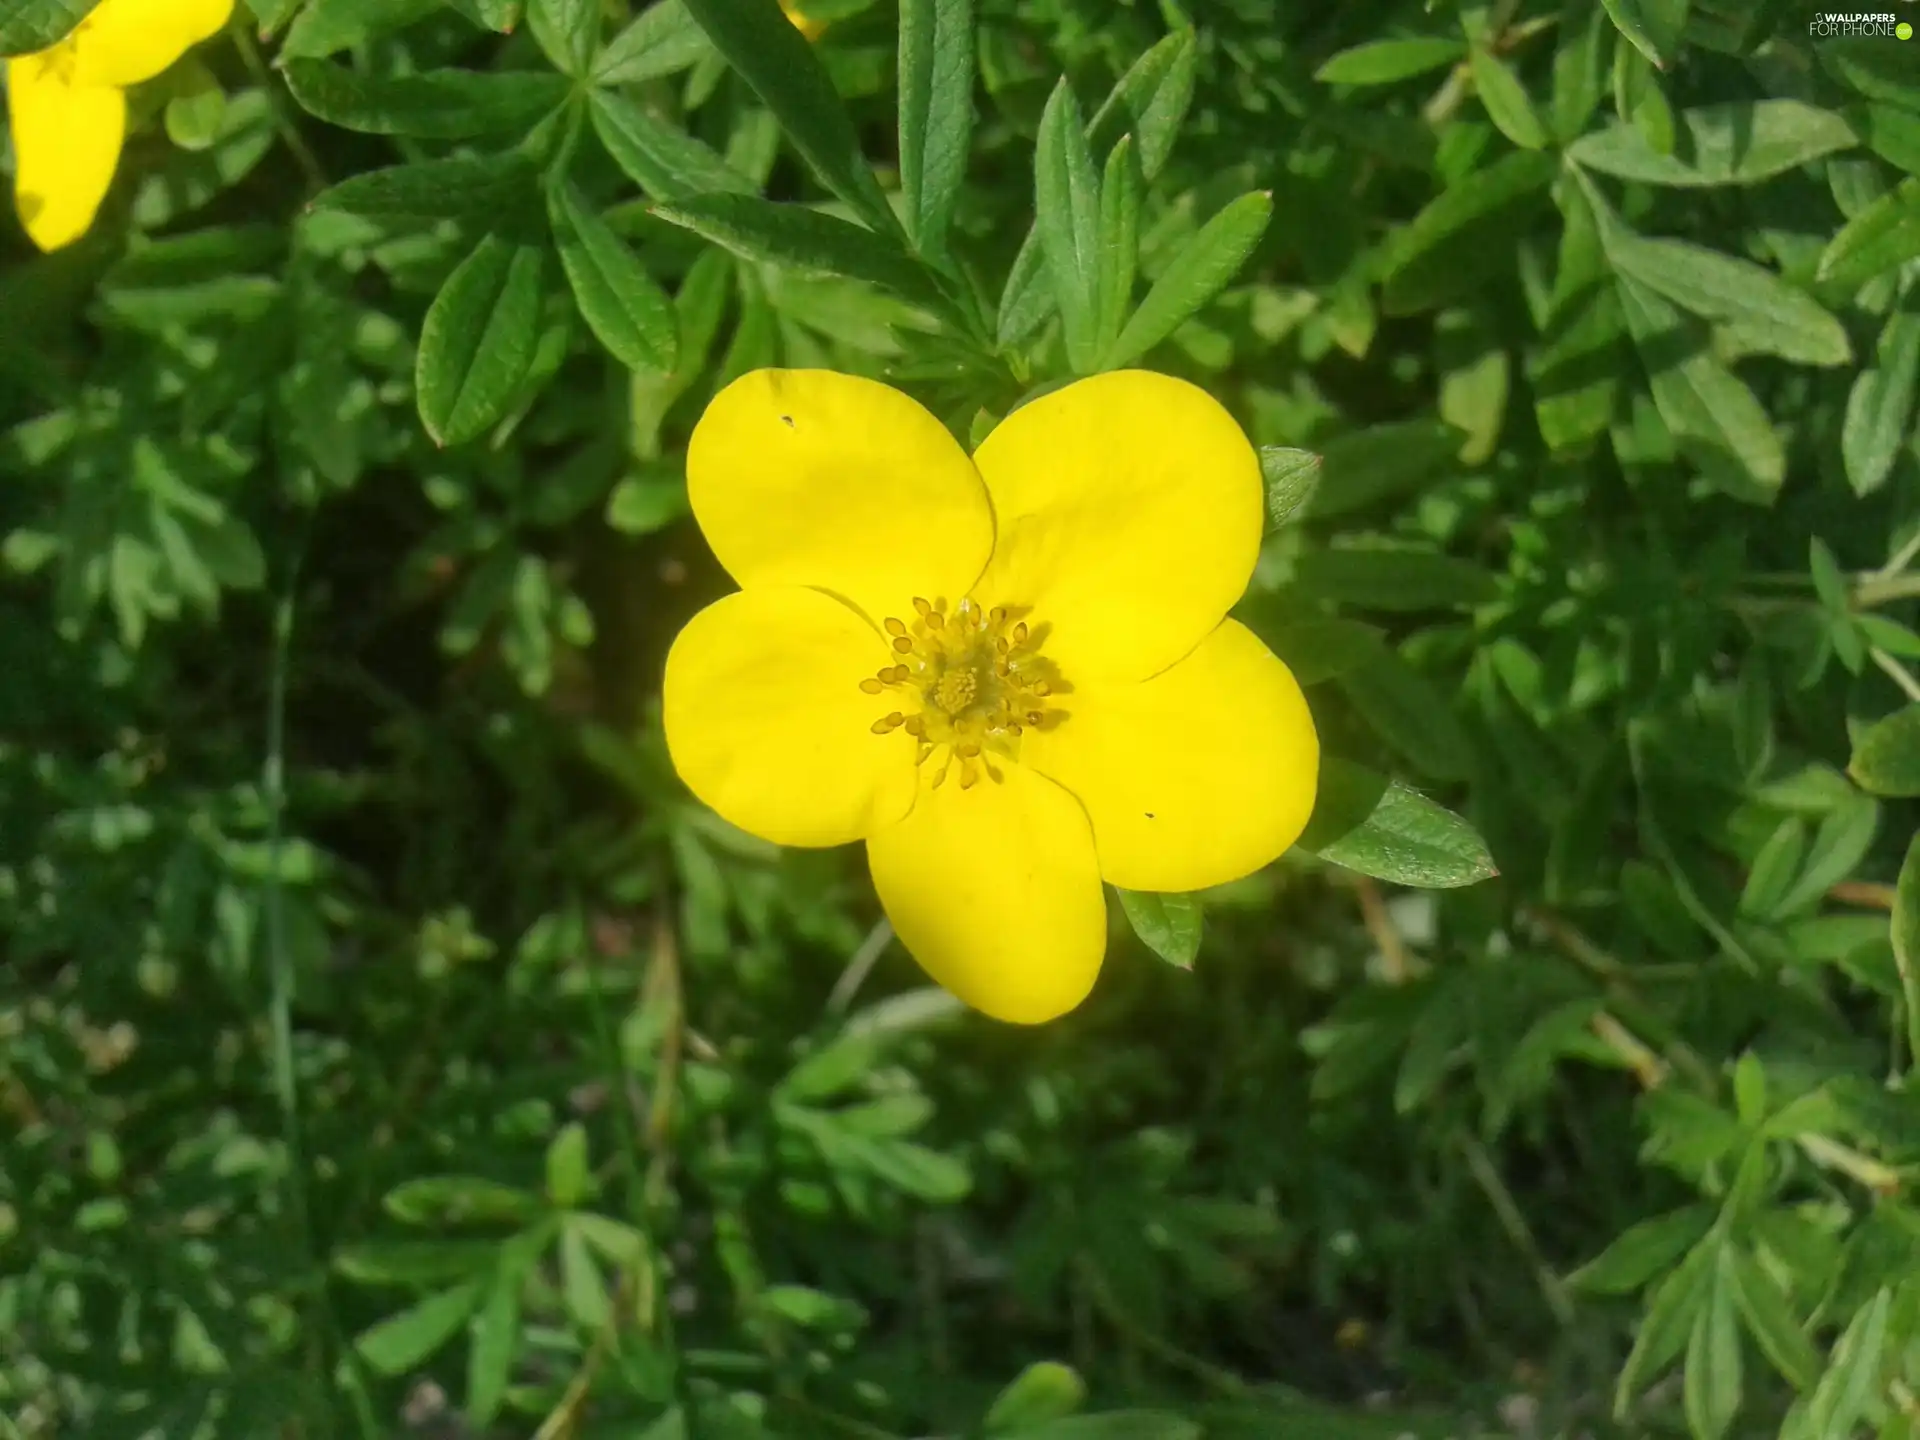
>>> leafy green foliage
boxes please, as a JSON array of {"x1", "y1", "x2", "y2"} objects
[{"x1": 7, "y1": 0, "x2": 1920, "y2": 1438}]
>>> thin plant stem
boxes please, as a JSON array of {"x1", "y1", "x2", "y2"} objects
[{"x1": 1872, "y1": 647, "x2": 1920, "y2": 704}]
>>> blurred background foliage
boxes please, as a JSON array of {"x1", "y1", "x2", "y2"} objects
[{"x1": 5, "y1": 0, "x2": 1920, "y2": 1436}]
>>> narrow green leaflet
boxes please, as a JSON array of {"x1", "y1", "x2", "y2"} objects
[
  {"x1": 651, "y1": 193, "x2": 945, "y2": 312},
  {"x1": 1614, "y1": 272, "x2": 1784, "y2": 502},
  {"x1": 589, "y1": 89, "x2": 754, "y2": 201},
  {"x1": 1818, "y1": 179, "x2": 1920, "y2": 291},
  {"x1": 1294, "y1": 759, "x2": 1497, "y2": 889},
  {"x1": 1682, "y1": 1249, "x2": 1742, "y2": 1440},
  {"x1": 1315, "y1": 37, "x2": 1464, "y2": 87},
  {"x1": 310, "y1": 153, "x2": 540, "y2": 219},
  {"x1": 1844, "y1": 305, "x2": 1920, "y2": 497},
  {"x1": 1116, "y1": 890, "x2": 1203, "y2": 970},
  {"x1": 984, "y1": 1362, "x2": 1087, "y2": 1432},
  {"x1": 1570, "y1": 100, "x2": 1857, "y2": 187},
  {"x1": 1104, "y1": 191, "x2": 1270, "y2": 370},
  {"x1": 1261, "y1": 446, "x2": 1321, "y2": 527},
  {"x1": 1469, "y1": 48, "x2": 1547, "y2": 150},
  {"x1": 593, "y1": 0, "x2": 712, "y2": 85},
  {"x1": 1895, "y1": 834, "x2": 1920, "y2": 1068},
  {"x1": 1616, "y1": 1240, "x2": 1716, "y2": 1416},
  {"x1": 1806, "y1": 1289, "x2": 1891, "y2": 1440},
  {"x1": 1088, "y1": 27, "x2": 1196, "y2": 181},
  {"x1": 1035, "y1": 78, "x2": 1103, "y2": 374},
  {"x1": 1724, "y1": 1247, "x2": 1821, "y2": 1390},
  {"x1": 1095, "y1": 137, "x2": 1141, "y2": 355},
  {"x1": 0, "y1": 0, "x2": 94, "y2": 54},
  {"x1": 353, "y1": 1282, "x2": 482, "y2": 1374},
  {"x1": 1850, "y1": 706, "x2": 1920, "y2": 797},
  {"x1": 677, "y1": 0, "x2": 898, "y2": 236},
  {"x1": 548, "y1": 183, "x2": 676, "y2": 373},
  {"x1": 282, "y1": 62, "x2": 569, "y2": 138},
  {"x1": 1338, "y1": 650, "x2": 1478, "y2": 782},
  {"x1": 1601, "y1": 0, "x2": 1687, "y2": 68},
  {"x1": 1569, "y1": 1205, "x2": 1715, "y2": 1294},
  {"x1": 1598, "y1": 230, "x2": 1850, "y2": 369},
  {"x1": 897, "y1": 0, "x2": 975, "y2": 261},
  {"x1": 996, "y1": 228, "x2": 1051, "y2": 347},
  {"x1": 1381, "y1": 149, "x2": 1558, "y2": 315},
  {"x1": 416, "y1": 234, "x2": 547, "y2": 447},
  {"x1": 1293, "y1": 546, "x2": 1499, "y2": 611},
  {"x1": 466, "y1": 1258, "x2": 524, "y2": 1425},
  {"x1": 527, "y1": 0, "x2": 598, "y2": 76},
  {"x1": 1305, "y1": 419, "x2": 1459, "y2": 520}
]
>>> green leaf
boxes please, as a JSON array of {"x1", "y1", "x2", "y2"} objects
[
  {"x1": 1570, "y1": 1205, "x2": 1716, "y2": 1294},
  {"x1": 1851, "y1": 706, "x2": 1920, "y2": 797},
  {"x1": 1103, "y1": 191, "x2": 1270, "y2": 370},
  {"x1": 651, "y1": 194, "x2": 941, "y2": 310},
  {"x1": 1725, "y1": 1247, "x2": 1821, "y2": 1390},
  {"x1": 1598, "y1": 228, "x2": 1850, "y2": 369},
  {"x1": 779, "y1": 1032, "x2": 882, "y2": 1102},
  {"x1": 1381, "y1": 149, "x2": 1558, "y2": 315},
  {"x1": 1616, "y1": 1239, "x2": 1716, "y2": 1416},
  {"x1": 1807, "y1": 1289, "x2": 1891, "y2": 1440},
  {"x1": 1295, "y1": 758, "x2": 1498, "y2": 889},
  {"x1": 527, "y1": 0, "x2": 598, "y2": 75},
  {"x1": 1614, "y1": 42, "x2": 1676, "y2": 155},
  {"x1": 282, "y1": 61, "x2": 569, "y2": 138},
  {"x1": 1095, "y1": 135, "x2": 1140, "y2": 358},
  {"x1": 997, "y1": 228, "x2": 1052, "y2": 347},
  {"x1": 595, "y1": 0, "x2": 712, "y2": 85},
  {"x1": 279, "y1": 0, "x2": 442, "y2": 58},
  {"x1": 1570, "y1": 100, "x2": 1857, "y2": 187},
  {"x1": 1315, "y1": 37, "x2": 1465, "y2": 87},
  {"x1": 1601, "y1": 0, "x2": 1688, "y2": 68},
  {"x1": 1614, "y1": 271, "x2": 1784, "y2": 502},
  {"x1": 1035, "y1": 78, "x2": 1103, "y2": 374},
  {"x1": 588, "y1": 90, "x2": 754, "y2": 201},
  {"x1": 354, "y1": 1284, "x2": 482, "y2": 1374},
  {"x1": 467, "y1": 1258, "x2": 523, "y2": 1426},
  {"x1": 1088, "y1": 28, "x2": 1196, "y2": 181},
  {"x1": 1682, "y1": 1249, "x2": 1742, "y2": 1440},
  {"x1": 311, "y1": 153, "x2": 540, "y2": 219},
  {"x1": 985, "y1": 1361, "x2": 1087, "y2": 1433},
  {"x1": 548, "y1": 182, "x2": 676, "y2": 373},
  {"x1": 558, "y1": 1225, "x2": 611, "y2": 1331},
  {"x1": 1305, "y1": 419, "x2": 1460, "y2": 520},
  {"x1": 1819, "y1": 179, "x2": 1920, "y2": 292},
  {"x1": 676, "y1": 0, "x2": 897, "y2": 234},
  {"x1": 1469, "y1": 47, "x2": 1547, "y2": 150},
  {"x1": 164, "y1": 64, "x2": 226, "y2": 151},
  {"x1": 384, "y1": 1175, "x2": 543, "y2": 1226},
  {"x1": 545, "y1": 1123, "x2": 590, "y2": 1209},
  {"x1": 1844, "y1": 303, "x2": 1920, "y2": 497},
  {"x1": 897, "y1": 0, "x2": 974, "y2": 261},
  {"x1": 0, "y1": 0, "x2": 94, "y2": 55},
  {"x1": 1895, "y1": 833, "x2": 1920, "y2": 1065},
  {"x1": 1337, "y1": 650, "x2": 1478, "y2": 782},
  {"x1": 334, "y1": 1241, "x2": 497, "y2": 1287},
  {"x1": 1293, "y1": 547, "x2": 1499, "y2": 612},
  {"x1": 1260, "y1": 447, "x2": 1321, "y2": 528},
  {"x1": 416, "y1": 234, "x2": 547, "y2": 448},
  {"x1": 1247, "y1": 616, "x2": 1383, "y2": 686},
  {"x1": 1116, "y1": 890, "x2": 1203, "y2": 970}
]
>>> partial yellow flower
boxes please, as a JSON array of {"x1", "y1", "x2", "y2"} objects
[
  {"x1": 6, "y1": 0, "x2": 234, "y2": 251},
  {"x1": 778, "y1": 0, "x2": 827, "y2": 41},
  {"x1": 663, "y1": 369, "x2": 1320, "y2": 1024}
]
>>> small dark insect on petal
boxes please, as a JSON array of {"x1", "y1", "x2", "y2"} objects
[
  {"x1": 780, "y1": 414, "x2": 795, "y2": 428},
  {"x1": 1145, "y1": 812, "x2": 1156, "y2": 819}
]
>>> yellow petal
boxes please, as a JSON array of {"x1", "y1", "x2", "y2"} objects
[
  {"x1": 687, "y1": 369, "x2": 993, "y2": 627},
  {"x1": 71, "y1": 0, "x2": 234, "y2": 87},
  {"x1": 778, "y1": 0, "x2": 827, "y2": 40},
  {"x1": 7, "y1": 51, "x2": 125, "y2": 252},
  {"x1": 866, "y1": 763, "x2": 1106, "y2": 1024},
  {"x1": 663, "y1": 585, "x2": 916, "y2": 847},
  {"x1": 1024, "y1": 619, "x2": 1319, "y2": 892},
  {"x1": 971, "y1": 370, "x2": 1263, "y2": 683}
]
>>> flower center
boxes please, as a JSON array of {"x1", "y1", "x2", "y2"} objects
[{"x1": 860, "y1": 597, "x2": 1064, "y2": 791}]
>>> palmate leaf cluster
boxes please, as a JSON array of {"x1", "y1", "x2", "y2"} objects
[{"x1": 4, "y1": 0, "x2": 1920, "y2": 1437}]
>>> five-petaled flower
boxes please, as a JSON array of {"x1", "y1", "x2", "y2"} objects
[
  {"x1": 7, "y1": 0, "x2": 233, "y2": 252},
  {"x1": 663, "y1": 369, "x2": 1320, "y2": 1024}
]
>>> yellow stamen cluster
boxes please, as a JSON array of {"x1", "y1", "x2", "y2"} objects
[{"x1": 860, "y1": 596, "x2": 1063, "y2": 790}]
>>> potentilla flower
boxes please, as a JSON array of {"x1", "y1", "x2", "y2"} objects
[
  {"x1": 663, "y1": 369, "x2": 1319, "y2": 1023},
  {"x1": 6, "y1": 0, "x2": 234, "y2": 252}
]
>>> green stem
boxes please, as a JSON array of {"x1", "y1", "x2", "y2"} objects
[
  {"x1": 1872, "y1": 647, "x2": 1920, "y2": 705},
  {"x1": 1458, "y1": 1134, "x2": 1577, "y2": 1328},
  {"x1": 230, "y1": 17, "x2": 329, "y2": 194},
  {"x1": 1856, "y1": 573, "x2": 1920, "y2": 609}
]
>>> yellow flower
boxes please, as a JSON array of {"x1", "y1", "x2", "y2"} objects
[
  {"x1": 663, "y1": 369, "x2": 1320, "y2": 1024},
  {"x1": 6, "y1": 0, "x2": 234, "y2": 252},
  {"x1": 778, "y1": 0, "x2": 827, "y2": 41}
]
